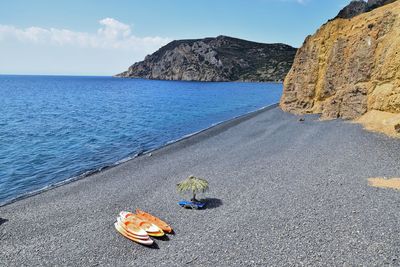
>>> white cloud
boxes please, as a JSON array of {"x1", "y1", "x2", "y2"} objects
[
  {"x1": 278, "y1": 0, "x2": 309, "y2": 4},
  {"x1": 0, "y1": 18, "x2": 170, "y2": 51},
  {"x1": 0, "y1": 18, "x2": 171, "y2": 75},
  {"x1": 98, "y1": 18, "x2": 131, "y2": 40}
]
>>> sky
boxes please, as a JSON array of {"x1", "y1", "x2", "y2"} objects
[{"x1": 0, "y1": 0, "x2": 351, "y2": 76}]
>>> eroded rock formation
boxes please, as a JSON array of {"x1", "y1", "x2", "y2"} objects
[{"x1": 280, "y1": 0, "x2": 400, "y2": 134}]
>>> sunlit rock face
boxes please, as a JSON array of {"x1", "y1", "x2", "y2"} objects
[{"x1": 280, "y1": 0, "x2": 400, "y2": 121}]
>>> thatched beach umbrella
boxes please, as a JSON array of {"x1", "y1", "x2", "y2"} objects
[{"x1": 177, "y1": 175, "x2": 209, "y2": 202}]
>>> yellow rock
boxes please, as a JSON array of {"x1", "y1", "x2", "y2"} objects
[
  {"x1": 280, "y1": 0, "x2": 400, "y2": 137},
  {"x1": 356, "y1": 110, "x2": 400, "y2": 137},
  {"x1": 368, "y1": 177, "x2": 400, "y2": 190}
]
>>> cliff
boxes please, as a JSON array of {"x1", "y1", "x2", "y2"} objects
[
  {"x1": 280, "y1": 0, "x2": 400, "y2": 136},
  {"x1": 335, "y1": 0, "x2": 396, "y2": 19},
  {"x1": 116, "y1": 36, "x2": 297, "y2": 82}
]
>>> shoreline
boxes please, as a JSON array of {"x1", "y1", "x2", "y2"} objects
[
  {"x1": 1, "y1": 105, "x2": 400, "y2": 265},
  {"x1": 114, "y1": 76, "x2": 284, "y2": 84},
  {"x1": 0, "y1": 103, "x2": 279, "y2": 207},
  {"x1": 1, "y1": 74, "x2": 284, "y2": 84}
]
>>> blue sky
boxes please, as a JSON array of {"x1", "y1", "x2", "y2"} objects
[{"x1": 0, "y1": 0, "x2": 350, "y2": 75}]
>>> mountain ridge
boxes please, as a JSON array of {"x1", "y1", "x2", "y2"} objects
[{"x1": 116, "y1": 35, "x2": 297, "y2": 82}]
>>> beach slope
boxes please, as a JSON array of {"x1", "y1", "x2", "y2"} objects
[{"x1": 1, "y1": 107, "x2": 400, "y2": 266}]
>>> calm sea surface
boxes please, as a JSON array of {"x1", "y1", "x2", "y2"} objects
[{"x1": 0, "y1": 75, "x2": 282, "y2": 204}]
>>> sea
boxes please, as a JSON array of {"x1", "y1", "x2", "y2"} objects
[{"x1": 0, "y1": 75, "x2": 282, "y2": 205}]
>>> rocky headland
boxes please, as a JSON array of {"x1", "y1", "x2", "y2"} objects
[
  {"x1": 116, "y1": 36, "x2": 297, "y2": 82},
  {"x1": 280, "y1": 0, "x2": 400, "y2": 136}
]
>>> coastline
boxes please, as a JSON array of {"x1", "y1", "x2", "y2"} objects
[
  {"x1": 0, "y1": 103, "x2": 279, "y2": 207},
  {"x1": 1, "y1": 105, "x2": 399, "y2": 266},
  {"x1": 114, "y1": 76, "x2": 284, "y2": 83}
]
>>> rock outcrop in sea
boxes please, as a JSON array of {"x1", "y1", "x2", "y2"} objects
[
  {"x1": 280, "y1": 0, "x2": 400, "y2": 135},
  {"x1": 116, "y1": 36, "x2": 297, "y2": 82}
]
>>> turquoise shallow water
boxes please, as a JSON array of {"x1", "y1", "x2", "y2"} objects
[{"x1": 0, "y1": 75, "x2": 282, "y2": 204}]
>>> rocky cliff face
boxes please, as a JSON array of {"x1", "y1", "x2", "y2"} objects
[
  {"x1": 335, "y1": 0, "x2": 368, "y2": 19},
  {"x1": 116, "y1": 36, "x2": 297, "y2": 82},
  {"x1": 335, "y1": 0, "x2": 396, "y2": 19},
  {"x1": 280, "y1": 0, "x2": 400, "y2": 135}
]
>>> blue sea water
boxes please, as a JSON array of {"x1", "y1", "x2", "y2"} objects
[{"x1": 0, "y1": 75, "x2": 282, "y2": 204}]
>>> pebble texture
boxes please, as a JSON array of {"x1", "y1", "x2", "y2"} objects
[
  {"x1": 1, "y1": 107, "x2": 400, "y2": 266},
  {"x1": 281, "y1": 0, "x2": 400, "y2": 120},
  {"x1": 0, "y1": 108, "x2": 400, "y2": 266},
  {"x1": 116, "y1": 36, "x2": 297, "y2": 82}
]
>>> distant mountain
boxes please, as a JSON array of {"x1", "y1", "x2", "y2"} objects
[{"x1": 116, "y1": 35, "x2": 297, "y2": 82}]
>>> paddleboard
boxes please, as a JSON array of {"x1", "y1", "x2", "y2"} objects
[
  {"x1": 119, "y1": 211, "x2": 165, "y2": 237},
  {"x1": 116, "y1": 217, "x2": 149, "y2": 240},
  {"x1": 135, "y1": 209, "x2": 173, "y2": 233},
  {"x1": 114, "y1": 222, "x2": 154, "y2": 246}
]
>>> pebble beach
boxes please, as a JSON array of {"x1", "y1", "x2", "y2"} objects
[{"x1": 1, "y1": 106, "x2": 400, "y2": 266}]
